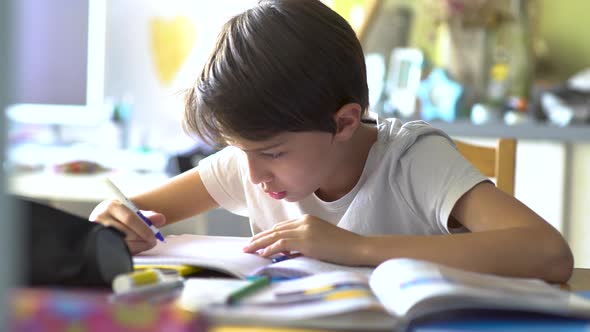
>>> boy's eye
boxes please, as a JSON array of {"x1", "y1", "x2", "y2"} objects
[{"x1": 262, "y1": 152, "x2": 284, "y2": 160}]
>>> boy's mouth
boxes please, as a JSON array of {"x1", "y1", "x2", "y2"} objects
[{"x1": 268, "y1": 191, "x2": 287, "y2": 199}]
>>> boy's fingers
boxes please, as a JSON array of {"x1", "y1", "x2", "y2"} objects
[
  {"x1": 127, "y1": 239, "x2": 157, "y2": 255},
  {"x1": 144, "y1": 212, "x2": 166, "y2": 228},
  {"x1": 90, "y1": 200, "x2": 160, "y2": 251},
  {"x1": 95, "y1": 216, "x2": 151, "y2": 244},
  {"x1": 244, "y1": 230, "x2": 299, "y2": 254},
  {"x1": 251, "y1": 219, "x2": 300, "y2": 241},
  {"x1": 110, "y1": 202, "x2": 157, "y2": 244},
  {"x1": 93, "y1": 214, "x2": 128, "y2": 235},
  {"x1": 259, "y1": 237, "x2": 302, "y2": 257}
]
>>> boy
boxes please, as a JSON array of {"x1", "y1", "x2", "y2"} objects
[{"x1": 90, "y1": 0, "x2": 573, "y2": 283}]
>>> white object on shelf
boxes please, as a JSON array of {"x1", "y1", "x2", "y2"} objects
[
  {"x1": 470, "y1": 103, "x2": 502, "y2": 125},
  {"x1": 504, "y1": 110, "x2": 532, "y2": 126},
  {"x1": 385, "y1": 48, "x2": 423, "y2": 118},
  {"x1": 568, "y1": 68, "x2": 590, "y2": 92}
]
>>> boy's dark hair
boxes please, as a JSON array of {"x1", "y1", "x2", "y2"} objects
[{"x1": 184, "y1": 0, "x2": 368, "y2": 146}]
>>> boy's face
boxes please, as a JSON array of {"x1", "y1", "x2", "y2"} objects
[{"x1": 230, "y1": 131, "x2": 337, "y2": 202}]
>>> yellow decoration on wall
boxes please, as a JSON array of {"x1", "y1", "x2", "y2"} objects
[
  {"x1": 150, "y1": 16, "x2": 196, "y2": 86},
  {"x1": 331, "y1": 0, "x2": 367, "y2": 32}
]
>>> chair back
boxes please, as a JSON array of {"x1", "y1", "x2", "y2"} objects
[{"x1": 454, "y1": 138, "x2": 516, "y2": 196}]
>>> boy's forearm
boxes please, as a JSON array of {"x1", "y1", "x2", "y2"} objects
[
  {"x1": 355, "y1": 227, "x2": 573, "y2": 283},
  {"x1": 132, "y1": 168, "x2": 219, "y2": 225}
]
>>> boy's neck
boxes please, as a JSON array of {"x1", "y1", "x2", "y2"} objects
[{"x1": 315, "y1": 123, "x2": 378, "y2": 202}]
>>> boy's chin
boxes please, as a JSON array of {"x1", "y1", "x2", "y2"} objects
[
  {"x1": 283, "y1": 196, "x2": 299, "y2": 203},
  {"x1": 283, "y1": 191, "x2": 317, "y2": 203},
  {"x1": 283, "y1": 193, "x2": 306, "y2": 203}
]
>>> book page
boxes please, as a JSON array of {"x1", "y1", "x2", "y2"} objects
[
  {"x1": 134, "y1": 234, "x2": 376, "y2": 279},
  {"x1": 370, "y1": 258, "x2": 590, "y2": 320},
  {"x1": 255, "y1": 256, "x2": 374, "y2": 278},
  {"x1": 176, "y1": 278, "x2": 251, "y2": 312},
  {"x1": 202, "y1": 271, "x2": 398, "y2": 330},
  {"x1": 134, "y1": 234, "x2": 270, "y2": 279}
]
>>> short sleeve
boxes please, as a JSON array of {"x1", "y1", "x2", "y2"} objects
[
  {"x1": 395, "y1": 135, "x2": 489, "y2": 233},
  {"x1": 197, "y1": 146, "x2": 249, "y2": 216}
]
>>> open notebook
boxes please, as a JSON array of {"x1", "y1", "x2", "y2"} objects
[
  {"x1": 134, "y1": 234, "x2": 373, "y2": 279},
  {"x1": 182, "y1": 260, "x2": 590, "y2": 331},
  {"x1": 135, "y1": 235, "x2": 590, "y2": 331}
]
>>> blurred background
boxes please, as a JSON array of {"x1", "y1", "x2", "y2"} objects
[{"x1": 2, "y1": 0, "x2": 590, "y2": 298}]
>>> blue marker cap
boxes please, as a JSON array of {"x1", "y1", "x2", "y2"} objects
[{"x1": 271, "y1": 252, "x2": 302, "y2": 263}]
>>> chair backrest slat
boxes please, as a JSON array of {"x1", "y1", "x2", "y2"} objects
[{"x1": 454, "y1": 138, "x2": 516, "y2": 196}]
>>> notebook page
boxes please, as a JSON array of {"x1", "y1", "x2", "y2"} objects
[
  {"x1": 201, "y1": 272, "x2": 398, "y2": 331},
  {"x1": 204, "y1": 272, "x2": 391, "y2": 322},
  {"x1": 134, "y1": 234, "x2": 271, "y2": 279},
  {"x1": 254, "y1": 256, "x2": 374, "y2": 278},
  {"x1": 370, "y1": 258, "x2": 590, "y2": 320}
]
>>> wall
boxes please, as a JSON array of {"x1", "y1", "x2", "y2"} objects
[
  {"x1": 569, "y1": 144, "x2": 590, "y2": 267},
  {"x1": 103, "y1": 0, "x2": 256, "y2": 153},
  {"x1": 537, "y1": 0, "x2": 590, "y2": 80}
]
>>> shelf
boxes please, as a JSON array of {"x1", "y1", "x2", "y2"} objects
[{"x1": 427, "y1": 120, "x2": 590, "y2": 142}]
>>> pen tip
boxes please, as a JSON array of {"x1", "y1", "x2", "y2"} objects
[{"x1": 155, "y1": 233, "x2": 166, "y2": 243}]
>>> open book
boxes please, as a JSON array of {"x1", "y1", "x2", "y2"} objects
[
  {"x1": 187, "y1": 259, "x2": 590, "y2": 331},
  {"x1": 137, "y1": 235, "x2": 590, "y2": 331},
  {"x1": 134, "y1": 234, "x2": 373, "y2": 279}
]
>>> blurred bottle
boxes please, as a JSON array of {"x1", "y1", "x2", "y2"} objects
[
  {"x1": 486, "y1": 51, "x2": 510, "y2": 107},
  {"x1": 507, "y1": 0, "x2": 533, "y2": 106},
  {"x1": 111, "y1": 100, "x2": 131, "y2": 149},
  {"x1": 487, "y1": 0, "x2": 533, "y2": 112},
  {"x1": 100, "y1": 98, "x2": 131, "y2": 150}
]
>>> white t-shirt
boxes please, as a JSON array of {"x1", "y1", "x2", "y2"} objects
[{"x1": 198, "y1": 119, "x2": 488, "y2": 236}]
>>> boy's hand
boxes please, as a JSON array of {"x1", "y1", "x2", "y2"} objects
[
  {"x1": 89, "y1": 199, "x2": 166, "y2": 255},
  {"x1": 243, "y1": 214, "x2": 364, "y2": 266}
]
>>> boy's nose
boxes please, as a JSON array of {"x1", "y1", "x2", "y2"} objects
[
  {"x1": 247, "y1": 158, "x2": 272, "y2": 185},
  {"x1": 248, "y1": 168, "x2": 273, "y2": 185}
]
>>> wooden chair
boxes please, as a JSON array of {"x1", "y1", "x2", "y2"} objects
[{"x1": 454, "y1": 138, "x2": 517, "y2": 196}]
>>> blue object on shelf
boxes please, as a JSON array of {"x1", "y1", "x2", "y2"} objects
[{"x1": 417, "y1": 68, "x2": 463, "y2": 122}]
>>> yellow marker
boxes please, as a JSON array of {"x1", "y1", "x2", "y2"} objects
[
  {"x1": 304, "y1": 285, "x2": 335, "y2": 295},
  {"x1": 134, "y1": 265, "x2": 201, "y2": 277},
  {"x1": 112, "y1": 269, "x2": 163, "y2": 294},
  {"x1": 324, "y1": 289, "x2": 372, "y2": 301}
]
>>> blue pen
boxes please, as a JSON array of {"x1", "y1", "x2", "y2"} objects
[
  {"x1": 104, "y1": 178, "x2": 165, "y2": 243},
  {"x1": 271, "y1": 252, "x2": 302, "y2": 263}
]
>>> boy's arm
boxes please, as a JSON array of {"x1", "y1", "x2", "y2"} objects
[
  {"x1": 131, "y1": 167, "x2": 219, "y2": 225},
  {"x1": 90, "y1": 167, "x2": 218, "y2": 254},
  {"x1": 245, "y1": 182, "x2": 573, "y2": 283},
  {"x1": 356, "y1": 182, "x2": 573, "y2": 283}
]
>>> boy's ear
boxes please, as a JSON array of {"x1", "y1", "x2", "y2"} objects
[{"x1": 333, "y1": 103, "x2": 362, "y2": 142}]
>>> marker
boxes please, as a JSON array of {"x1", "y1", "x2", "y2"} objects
[
  {"x1": 271, "y1": 252, "x2": 302, "y2": 263},
  {"x1": 104, "y1": 178, "x2": 165, "y2": 243},
  {"x1": 246, "y1": 275, "x2": 298, "y2": 283},
  {"x1": 112, "y1": 268, "x2": 164, "y2": 293},
  {"x1": 134, "y1": 264, "x2": 201, "y2": 277},
  {"x1": 226, "y1": 276, "x2": 271, "y2": 306},
  {"x1": 108, "y1": 277, "x2": 184, "y2": 303}
]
